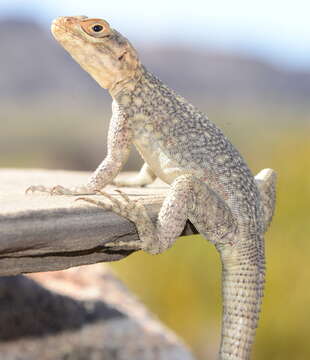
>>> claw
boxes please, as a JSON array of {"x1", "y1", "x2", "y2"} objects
[
  {"x1": 95, "y1": 190, "x2": 123, "y2": 209},
  {"x1": 51, "y1": 185, "x2": 75, "y2": 195},
  {"x1": 25, "y1": 185, "x2": 52, "y2": 195},
  {"x1": 75, "y1": 196, "x2": 112, "y2": 210},
  {"x1": 51, "y1": 185, "x2": 63, "y2": 195},
  {"x1": 76, "y1": 190, "x2": 148, "y2": 226},
  {"x1": 25, "y1": 185, "x2": 35, "y2": 194},
  {"x1": 115, "y1": 189, "x2": 130, "y2": 202}
]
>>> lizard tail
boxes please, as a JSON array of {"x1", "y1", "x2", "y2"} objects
[{"x1": 218, "y1": 237, "x2": 265, "y2": 360}]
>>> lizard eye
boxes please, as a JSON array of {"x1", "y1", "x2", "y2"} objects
[
  {"x1": 92, "y1": 24, "x2": 103, "y2": 32},
  {"x1": 80, "y1": 19, "x2": 111, "y2": 37}
]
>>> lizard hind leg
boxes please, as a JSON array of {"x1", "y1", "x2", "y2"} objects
[
  {"x1": 78, "y1": 174, "x2": 196, "y2": 254},
  {"x1": 140, "y1": 174, "x2": 236, "y2": 253},
  {"x1": 78, "y1": 174, "x2": 236, "y2": 255}
]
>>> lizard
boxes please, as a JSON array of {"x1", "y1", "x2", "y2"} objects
[{"x1": 27, "y1": 16, "x2": 277, "y2": 360}]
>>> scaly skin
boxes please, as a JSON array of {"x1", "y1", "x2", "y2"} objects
[{"x1": 27, "y1": 16, "x2": 277, "y2": 359}]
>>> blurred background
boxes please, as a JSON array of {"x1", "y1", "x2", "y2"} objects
[{"x1": 0, "y1": 0, "x2": 309, "y2": 359}]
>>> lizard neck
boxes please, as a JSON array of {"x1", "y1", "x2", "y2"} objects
[{"x1": 109, "y1": 65, "x2": 146, "y2": 100}]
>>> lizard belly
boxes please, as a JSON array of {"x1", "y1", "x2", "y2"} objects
[{"x1": 133, "y1": 139, "x2": 186, "y2": 184}]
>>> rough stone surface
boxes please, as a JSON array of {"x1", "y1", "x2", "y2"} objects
[
  {"x1": 0, "y1": 264, "x2": 195, "y2": 360},
  {"x1": 0, "y1": 169, "x2": 197, "y2": 276}
]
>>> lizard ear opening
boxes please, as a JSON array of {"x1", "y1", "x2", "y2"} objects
[
  {"x1": 118, "y1": 51, "x2": 128, "y2": 62},
  {"x1": 80, "y1": 19, "x2": 112, "y2": 38}
]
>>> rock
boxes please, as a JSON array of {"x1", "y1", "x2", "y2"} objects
[{"x1": 0, "y1": 264, "x2": 195, "y2": 360}]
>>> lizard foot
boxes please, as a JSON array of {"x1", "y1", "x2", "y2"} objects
[
  {"x1": 76, "y1": 190, "x2": 150, "y2": 250},
  {"x1": 76, "y1": 190, "x2": 148, "y2": 223},
  {"x1": 26, "y1": 185, "x2": 96, "y2": 196}
]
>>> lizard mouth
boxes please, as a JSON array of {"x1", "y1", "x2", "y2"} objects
[{"x1": 51, "y1": 16, "x2": 89, "y2": 42}]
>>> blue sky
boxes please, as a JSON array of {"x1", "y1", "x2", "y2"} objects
[{"x1": 1, "y1": 0, "x2": 309, "y2": 70}]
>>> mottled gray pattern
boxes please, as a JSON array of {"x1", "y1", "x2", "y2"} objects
[
  {"x1": 28, "y1": 16, "x2": 277, "y2": 360},
  {"x1": 108, "y1": 66, "x2": 268, "y2": 360},
  {"x1": 120, "y1": 66, "x2": 260, "y2": 221}
]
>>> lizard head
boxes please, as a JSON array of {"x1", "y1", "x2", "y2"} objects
[{"x1": 51, "y1": 16, "x2": 141, "y2": 95}]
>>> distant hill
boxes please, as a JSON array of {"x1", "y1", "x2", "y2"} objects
[
  {"x1": 1, "y1": 17, "x2": 309, "y2": 112},
  {"x1": 0, "y1": 17, "x2": 308, "y2": 171}
]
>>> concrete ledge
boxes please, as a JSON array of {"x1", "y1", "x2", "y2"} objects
[{"x1": 0, "y1": 169, "x2": 196, "y2": 276}]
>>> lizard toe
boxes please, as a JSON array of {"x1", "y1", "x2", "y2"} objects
[{"x1": 25, "y1": 185, "x2": 53, "y2": 195}]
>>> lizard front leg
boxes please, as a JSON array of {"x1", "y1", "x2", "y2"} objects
[{"x1": 26, "y1": 104, "x2": 133, "y2": 195}]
